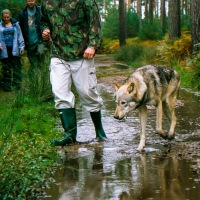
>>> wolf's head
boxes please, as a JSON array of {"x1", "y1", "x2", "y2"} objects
[{"x1": 114, "y1": 81, "x2": 147, "y2": 120}]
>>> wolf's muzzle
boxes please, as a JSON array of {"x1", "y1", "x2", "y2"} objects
[{"x1": 114, "y1": 115, "x2": 119, "y2": 119}]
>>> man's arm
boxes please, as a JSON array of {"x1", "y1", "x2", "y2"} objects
[
  {"x1": 83, "y1": 0, "x2": 103, "y2": 51},
  {"x1": 40, "y1": 1, "x2": 52, "y2": 35}
]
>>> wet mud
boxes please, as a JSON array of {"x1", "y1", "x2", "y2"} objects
[{"x1": 41, "y1": 55, "x2": 200, "y2": 200}]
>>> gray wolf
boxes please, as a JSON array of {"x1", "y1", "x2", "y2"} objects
[{"x1": 114, "y1": 65, "x2": 181, "y2": 151}]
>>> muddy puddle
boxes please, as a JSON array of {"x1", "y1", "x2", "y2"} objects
[{"x1": 41, "y1": 74, "x2": 200, "y2": 200}]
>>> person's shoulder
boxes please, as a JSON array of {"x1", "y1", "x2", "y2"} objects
[
  {"x1": 11, "y1": 18, "x2": 18, "y2": 24},
  {"x1": 11, "y1": 19, "x2": 21, "y2": 29}
]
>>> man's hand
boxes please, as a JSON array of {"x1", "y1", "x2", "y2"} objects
[
  {"x1": 83, "y1": 47, "x2": 95, "y2": 59},
  {"x1": 42, "y1": 29, "x2": 51, "y2": 40}
]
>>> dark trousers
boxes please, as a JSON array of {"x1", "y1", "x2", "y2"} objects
[
  {"x1": 1, "y1": 46, "x2": 22, "y2": 91},
  {"x1": 26, "y1": 42, "x2": 49, "y2": 80},
  {"x1": 27, "y1": 42, "x2": 48, "y2": 69}
]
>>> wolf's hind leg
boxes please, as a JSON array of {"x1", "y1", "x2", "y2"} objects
[
  {"x1": 137, "y1": 105, "x2": 147, "y2": 151},
  {"x1": 163, "y1": 98, "x2": 176, "y2": 140},
  {"x1": 156, "y1": 100, "x2": 167, "y2": 139}
]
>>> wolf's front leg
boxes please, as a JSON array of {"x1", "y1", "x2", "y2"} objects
[
  {"x1": 168, "y1": 109, "x2": 176, "y2": 140},
  {"x1": 137, "y1": 105, "x2": 147, "y2": 151},
  {"x1": 156, "y1": 100, "x2": 167, "y2": 139}
]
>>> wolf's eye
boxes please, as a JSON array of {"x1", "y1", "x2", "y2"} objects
[{"x1": 121, "y1": 101, "x2": 127, "y2": 105}]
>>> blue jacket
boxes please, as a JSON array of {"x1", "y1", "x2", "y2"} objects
[
  {"x1": 18, "y1": 4, "x2": 43, "y2": 48},
  {"x1": 0, "y1": 18, "x2": 25, "y2": 58}
]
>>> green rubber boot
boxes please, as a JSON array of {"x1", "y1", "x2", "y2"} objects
[
  {"x1": 51, "y1": 108, "x2": 77, "y2": 146},
  {"x1": 90, "y1": 110, "x2": 108, "y2": 141}
]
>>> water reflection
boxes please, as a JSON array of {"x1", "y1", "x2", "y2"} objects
[
  {"x1": 43, "y1": 148, "x2": 200, "y2": 200},
  {"x1": 42, "y1": 88, "x2": 200, "y2": 200}
]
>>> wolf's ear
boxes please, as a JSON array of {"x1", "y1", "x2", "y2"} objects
[
  {"x1": 127, "y1": 82, "x2": 135, "y2": 93},
  {"x1": 114, "y1": 82, "x2": 121, "y2": 89}
]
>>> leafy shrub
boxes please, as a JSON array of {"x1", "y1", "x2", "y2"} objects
[
  {"x1": 0, "y1": 133, "x2": 60, "y2": 199},
  {"x1": 188, "y1": 51, "x2": 200, "y2": 90},
  {"x1": 138, "y1": 18, "x2": 164, "y2": 40},
  {"x1": 0, "y1": 100, "x2": 61, "y2": 199},
  {"x1": 154, "y1": 32, "x2": 192, "y2": 65},
  {"x1": 113, "y1": 44, "x2": 144, "y2": 64},
  {"x1": 100, "y1": 38, "x2": 119, "y2": 54},
  {"x1": 113, "y1": 43, "x2": 157, "y2": 66},
  {"x1": 126, "y1": 8, "x2": 140, "y2": 38},
  {"x1": 102, "y1": 7, "x2": 119, "y2": 39}
]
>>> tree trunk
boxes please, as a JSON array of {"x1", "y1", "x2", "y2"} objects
[
  {"x1": 161, "y1": 0, "x2": 166, "y2": 34},
  {"x1": 168, "y1": 0, "x2": 181, "y2": 40},
  {"x1": 119, "y1": 0, "x2": 126, "y2": 46},
  {"x1": 137, "y1": 0, "x2": 142, "y2": 29},
  {"x1": 149, "y1": 0, "x2": 154, "y2": 24},
  {"x1": 191, "y1": 0, "x2": 200, "y2": 52},
  {"x1": 145, "y1": 0, "x2": 149, "y2": 20},
  {"x1": 155, "y1": 0, "x2": 159, "y2": 17},
  {"x1": 185, "y1": 0, "x2": 190, "y2": 15},
  {"x1": 127, "y1": 0, "x2": 131, "y2": 8}
]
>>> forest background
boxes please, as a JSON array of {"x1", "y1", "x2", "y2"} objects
[{"x1": 0, "y1": 0, "x2": 200, "y2": 199}]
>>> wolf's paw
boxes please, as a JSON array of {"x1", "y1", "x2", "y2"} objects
[
  {"x1": 137, "y1": 144, "x2": 145, "y2": 152},
  {"x1": 156, "y1": 130, "x2": 168, "y2": 139},
  {"x1": 167, "y1": 133, "x2": 175, "y2": 140}
]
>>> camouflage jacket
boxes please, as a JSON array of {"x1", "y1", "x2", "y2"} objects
[{"x1": 40, "y1": 0, "x2": 103, "y2": 61}]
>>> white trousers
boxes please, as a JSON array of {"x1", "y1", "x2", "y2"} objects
[{"x1": 50, "y1": 57, "x2": 103, "y2": 112}]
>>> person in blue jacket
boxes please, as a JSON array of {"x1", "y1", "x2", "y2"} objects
[{"x1": 0, "y1": 9, "x2": 25, "y2": 91}]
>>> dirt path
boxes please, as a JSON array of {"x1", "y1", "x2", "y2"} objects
[{"x1": 95, "y1": 54, "x2": 200, "y2": 175}]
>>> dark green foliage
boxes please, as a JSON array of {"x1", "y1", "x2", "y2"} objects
[
  {"x1": 102, "y1": 7, "x2": 119, "y2": 39},
  {"x1": 102, "y1": 7, "x2": 140, "y2": 40},
  {"x1": 0, "y1": 132, "x2": 61, "y2": 199},
  {"x1": 181, "y1": 14, "x2": 191, "y2": 31},
  {"x1": 114, "y1": 44, "x2": 144, "y2": 63},
  {"x1": 139, "y1": 18, "x2": 164, "y2": 40},
  {"x1": 189, "y1": 51, "x2": 200, "y2": 90},
  {"x1": 126, "y1": 8, "x2": 140, "y2": 38},
  {"x1": 0, "y1": 96, "x2": 62, "y2": 199},
  {"x1": 0, "y1": 102, "x2": 61, "y2": 199},
  {"x1": 113, "y1": 43, "x2": 157, "y2": 66},
  {"x1": 0, "y1": 1, "x2": 23, "y2": 19}
]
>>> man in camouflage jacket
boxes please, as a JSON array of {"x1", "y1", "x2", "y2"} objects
[{"x1": 41, "y1": 0, "x2": 107, "y2": 146}]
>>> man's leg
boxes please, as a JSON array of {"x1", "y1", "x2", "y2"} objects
[
  {"x1": 51, "y1": 108, "x2": 77, "y2": 146},
  {"x1": 70, "y1": 59, "x2": 107, "y2": 140},
  {"x1": 50, "y1": 58, "x2": 77, "y2": 146}
]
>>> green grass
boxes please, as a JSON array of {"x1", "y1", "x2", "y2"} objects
[
  {"x1": 0, "y1": 95, "x2": 63, "y2": 199},
  {"x1": 0, "y1": 55, "x2": 64, "y2": 199},
  {"x1": 113, "y1": 44, "x2": 157, "y2": 67}
]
